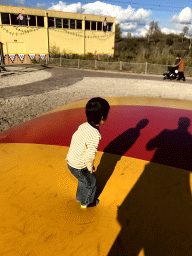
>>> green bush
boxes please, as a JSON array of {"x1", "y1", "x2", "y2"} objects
[{"x1": 50, "y1": 45, "x2": 60, "y2": 56}]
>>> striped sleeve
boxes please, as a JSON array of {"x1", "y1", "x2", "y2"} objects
[{"x1": 85, "y1": 135, "x2": 100, "y2": 171}]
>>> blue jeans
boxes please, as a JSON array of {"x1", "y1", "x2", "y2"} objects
[{"x1": 67, "y1": 164, "x2": 97, "y2": 206}]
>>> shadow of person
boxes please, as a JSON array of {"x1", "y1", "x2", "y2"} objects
[
  {"x1": 146, "y1": 116, "x2": 192, "y2": 171},
  {"x1": 95, "y1": 119, "x2": 149, "y2": 199},
  {"x1": 108, "y1": 117, "x2": 192, "y2": 255}
]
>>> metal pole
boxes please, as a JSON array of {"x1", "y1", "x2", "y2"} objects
[
  {"x1": 45, "y1": 12, "x2": 50, "y2": 61},
  {"x1": 83, "y1": 16, "x2": 85, "y2": 56}
]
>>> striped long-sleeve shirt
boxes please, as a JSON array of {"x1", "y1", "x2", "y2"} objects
[{"x1": 66, "y1": 122, "x2": 101, "y2": 171}]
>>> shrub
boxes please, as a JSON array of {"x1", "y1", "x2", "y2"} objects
[{"x1": 50, "y1": 45, "x2": 60, "y2": 56}]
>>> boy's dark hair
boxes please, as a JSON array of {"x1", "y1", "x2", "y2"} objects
[{"x1": 86, "y1": 97, "x2": 110, "y2": 124}]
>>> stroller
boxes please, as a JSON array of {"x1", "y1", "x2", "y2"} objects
[{"x1": 163, "y1": 66, "x2": 179, "y2": 80}]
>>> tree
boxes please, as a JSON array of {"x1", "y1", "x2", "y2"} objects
[
  {"x1": 183, "y1": 26, "x2": 189, "y2": 37},
  {"x1": 166, "y1": 37, "x2": 173, "y2": 46},
  {"x1": 179, "y1": 26, "x2": 189, "y2": 44},
  {"x1": 127, "y1": 32, "x2": 131, "y2": 39},
  {"x1": 148, "y1": 21, "x2": 160, "y2": 36},
  {"x1": 188, "y1": 31, "x2": 192, "y2": 50},
  {"x1": 146, "y1": 21, "x2": 161, "y2": 43},
  {"x1": 115, "y1": 23, "x2": 122, "y2": 43}
]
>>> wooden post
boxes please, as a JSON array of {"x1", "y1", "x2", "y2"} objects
[
  {"x1": 78, "y1": 59, "x2": 80, "y2": 68},
  {"x1": 60, "y1": 56, "x2": 61, "y2": 67},
  {"x1": 46, "y1": 55, "x2": 48, "y2": 65},
  {"x1": 120, "y1": 61, "x2": 122, "y2": 71},
  {"x1": 145, "y1": 62, "x2": 148, "y2": 74},
  {"x1": 95, "y1": 60, "x2": 97, "y2": 69}
]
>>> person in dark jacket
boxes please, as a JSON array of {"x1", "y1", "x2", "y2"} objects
[
  {"x1": 175, "y1": 54, "x2": 185, "y2": 81},
  {"x1": 175, "y1": 55, "x2": 180, "y2": 68}
]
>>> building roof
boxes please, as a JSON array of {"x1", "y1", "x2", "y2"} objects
[{"x1": 0, "y1": 4, "x2": 116, "y2": 22}]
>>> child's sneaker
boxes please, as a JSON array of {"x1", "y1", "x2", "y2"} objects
[
  {"x1": 88, "y1": 199, "x2": 100, "y2": 207},
  {"x1": 81, "y1": 199, "x2": 99, "y2": 209},
  {"x1": 81, "y1": 204, "x2": 87, "y2": 209}
]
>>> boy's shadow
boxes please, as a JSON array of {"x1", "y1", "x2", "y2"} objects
[
  {"x1": 108, "y1": 117, "x2": 192, "y2": 255},
  {"x1": 95, "y1": 119, "x2": 149, "y2": 199}
]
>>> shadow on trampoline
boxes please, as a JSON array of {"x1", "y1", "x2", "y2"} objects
[
  {"x1": 95, "y1": 119, "x2": 149, "y2": 199},
  {"x1": 108, "y1": 117, "x2": 192, "y2": 255}
]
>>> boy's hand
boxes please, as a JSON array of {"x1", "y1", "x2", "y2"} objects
[{"x1": 90, "y1": 166, "x2": 95, "y2": 173}]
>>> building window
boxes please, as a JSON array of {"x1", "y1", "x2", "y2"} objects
[
  {"x1": 56, "y1": 18, "x2": 62, "y2": 28},
  {"x1": 37, "y1": 16, "x2": 44, "y2": 27},
  {"x1": 76, "y1": 20, "x2": 82, "y2": 29},
  {"x1": 29, "y1": 15, "x2": 36, "y2": 26},
  {"x1": 91, "y1": 21, "x2": 96, "y2": 30},
  {"x1": 85, "y1": 20, "x2": 90, "y2": 30},
  {"x1": 48, "y1": 17, "x2": 54, "y2": 27},
  {"x1": 63, "y1": 19, "x2": 68, "y2": 28},
  {"x1": 70, "y1": 19, "x2": 75, "y2": 29},
  {"x1": 10, "y1": 14, "x2": 19, "y2": 25},
  {"x1": 108, "y1": 22, "x2": 113, "y2": 32},
  {"x1": 1, "y1": 13, "x2": 10, "y2": 24},
  {"x1": 97, "y1": 21, "x2": 102, "y2": 31}
]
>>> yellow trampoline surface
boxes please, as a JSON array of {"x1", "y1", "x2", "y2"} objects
[{"x1": 1, "y1": 96, "x2": 192, "y2": 256}]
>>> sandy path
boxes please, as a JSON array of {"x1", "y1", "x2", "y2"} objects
[{"x1": 0, "y1": 67, "x2": 52, "y2": 88}]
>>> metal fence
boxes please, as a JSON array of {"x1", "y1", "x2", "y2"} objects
[{"x1": 37, "y1": 57, "x2": 192, "y2": 77}]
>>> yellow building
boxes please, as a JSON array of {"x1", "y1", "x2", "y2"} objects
[{"x1": 0, "y1": 5, "x2": 116, "y2": 64}]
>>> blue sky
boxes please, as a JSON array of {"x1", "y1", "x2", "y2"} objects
[{"x1": 3, "y1": 0, "x2": 192, "y2": 37}]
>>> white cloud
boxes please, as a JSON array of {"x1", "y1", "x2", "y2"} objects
[
  {"x1": 161, "y1": 27, "x2": 178, "y2": 35},
  {"x1": 132, "y1": 8, "x2": 151, "y2": 22},
  {"x1": 37, "y1": 3, "x2": 45, "y2": 8},
  {"x1": 48, "y1": 1, "x2": 152, "y2": 37},
  {"x1": 132, "y1": 25, "x2": 150, "y2": 38},
  {"x1": 49, "y1": 1, "x2": 84, "y2": 13},
  {"x1": 169, "y1": 8, "x2": 192, "y2": 36},
  {"x1": 120, "y1": 23, "x2": 138, "y2": 31},
  {"x1": 170, "y1": 7, "x2": 192, "y2": 24}
]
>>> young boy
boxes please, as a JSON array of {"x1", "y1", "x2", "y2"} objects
[{"x1": 66, "y1": 97, "x2": 110, "y2": 208}]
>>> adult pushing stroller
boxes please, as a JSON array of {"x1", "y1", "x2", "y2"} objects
[{"x1": 163, "y1": 66, "x2": 179, "y2": 80}]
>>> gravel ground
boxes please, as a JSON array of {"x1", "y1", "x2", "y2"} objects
[{"x1": 0, "y1": 65, "x2": 192, "y2": 132}]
